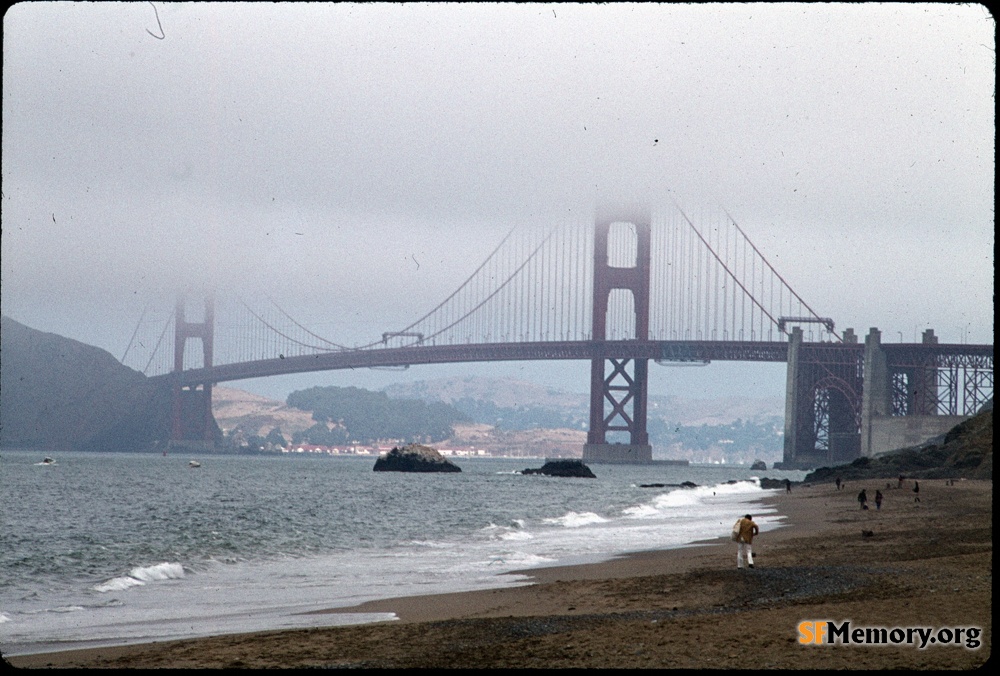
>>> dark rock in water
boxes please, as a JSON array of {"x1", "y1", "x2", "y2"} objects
[
  {"x1": 639, "y1": 481, "x2": 697, "y2": 488},
  {"x1": 373, "y1": 444, "x2": 461, "y2": 473},
  {"x1": 639, "y1": 483, "x2": 667, "y2": 488},
  {"x1": 680, "y1": 480, "x2": 698, "y2": 488},
  {"x1": 522, "y1": 459, "x2": 596, "y2": 478},
  {"x1": 750, "y1": 459, "x2": 767, "y2": 470},
  {"x1": 759, "y1": 477, "x2": 787, "y2": 490}
]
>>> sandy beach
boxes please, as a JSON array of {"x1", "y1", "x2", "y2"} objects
[{"x1": 8, "y1": 477, "x2": 991, "y2": 669}]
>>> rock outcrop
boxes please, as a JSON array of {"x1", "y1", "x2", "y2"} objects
[
  {"x1": 373, "y1": 444, "x2": 462, "y2": 472},
  {"x1": 639, "y1": 480, "x2": 698, "y2": 488},
  {"x1": 750, "y1": 459, "x2": 767, "y2": 470},
  {"x1": 803, "y1": 406, "x2": 993, "y2": 483},
  {"x1": 522, "y1": 459, "x2": 596, "y2": 478}
]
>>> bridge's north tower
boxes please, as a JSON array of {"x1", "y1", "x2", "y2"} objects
[
  {"x1": 170, "y1": 294, "x2": 217, "y2": 444},
  {"x1": 583, "y1": 207, "x2": 654, "y2": 463}
]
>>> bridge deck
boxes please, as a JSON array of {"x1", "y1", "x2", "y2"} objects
[{"x1": 157, "y1": 340, "x2": 992, "y2": 387}]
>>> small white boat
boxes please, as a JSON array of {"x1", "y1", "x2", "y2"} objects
[{"x1": 188, "y1": 460, "x2": 201, "y2": 468}]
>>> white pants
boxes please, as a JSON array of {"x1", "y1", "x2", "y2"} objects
[{"x1": 737, "y1": 541, "x2": 754, "y2": 568}]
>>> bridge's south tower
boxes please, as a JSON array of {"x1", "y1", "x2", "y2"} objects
[{"x1": 583, "y1": 207, "x2": 654, "y2": 463}]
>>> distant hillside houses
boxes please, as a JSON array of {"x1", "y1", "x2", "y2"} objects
[
  {"x1": 282, "y1": 443, "x2": 382, "y2": 456},
  {"x1": 436, "y1": 447, "x2": 489, "y2": 457},
  {"x1": 280, "y1": 443, "x2": 489, "y2": 458}
]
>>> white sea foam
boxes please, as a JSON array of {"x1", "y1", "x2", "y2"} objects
[
  {"x1": 481, "y1": 521, "x2": 533, "y2": 541},
  {"x1": 406, "y1": 540, "x2": 454, "y2": 549},
  {"x1": 130, "y1": 562, "x2": 185, "y2": 583},
  {"x1": 93, "y1": 577, "x2": 144, "y2": 593},
  {"x1": 490, "y1": 551, "x2": 555, "y2": 567},
  {"x1": 622, "y1": 503, "x2": 660, "y2": 518},
  {"x1": 94, "y1": 562, "x2": 185, "y2": 593},
  {"x1": 543, "y1": 511, "x2": 608, "y2": 528}
]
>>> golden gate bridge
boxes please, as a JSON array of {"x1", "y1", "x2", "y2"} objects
[{"x1": 119, "y1": 204, "x2": 993, "y2": 468}]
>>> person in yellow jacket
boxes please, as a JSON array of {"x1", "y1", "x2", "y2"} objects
[{"x1": 736, "y1": 514, "x2": 759, "y2": 569}]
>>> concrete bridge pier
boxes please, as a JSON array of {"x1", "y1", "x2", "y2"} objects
[
  {"x1": 781, "y1": 327, "x2": 863, "y2": 469},
  {"x1": 860, "y1": 327, "x2": 967, "y2": 457},
  {"x1": 859, "y1": 327, "x2": 891, "y2": 458}
]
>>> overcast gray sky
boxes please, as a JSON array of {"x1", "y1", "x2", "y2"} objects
[{"x1": 2, "y1": 2, "x2": 994, "y2": 402}]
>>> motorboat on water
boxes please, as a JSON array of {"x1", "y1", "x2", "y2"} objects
[
  {"x1": 36, "y1": 457, "x2": 57, "y2": 466},
  {"x1": 188, "y1": 460, "x2": 201, "y2": 468}
]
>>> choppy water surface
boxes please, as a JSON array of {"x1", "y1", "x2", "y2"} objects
[{"x1": 1, "y1": 450, "x2": 805, "y2": 655}]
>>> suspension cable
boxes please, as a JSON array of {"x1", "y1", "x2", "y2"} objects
[
  {"x1": 720, "y1": 207, "x2": 841, "y2": 341},
  {"x1": 405, "y1": 227, "x2": 557, "y2": 346},
  {"x1": 263, "y1": 295, "x2": 351, "y2": 350},
  {"x1": 357, "y1": 225, "x2": 518, "y2": 348},
  {"x1": 673, "y1": 201, "x2": 783, "y2": 338},
  {"x1": 238, "y1": 299, "x2": 343, "y2": 353},
  {"x1": 144, "y1": 310, "x2": 174, "y2": 375},
  {"x1": 120, "y1": 298, "x2": 153, "y2": 363}
]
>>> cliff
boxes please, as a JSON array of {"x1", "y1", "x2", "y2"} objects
[
  {"x1": 803, "y1": 405, "x2": 992, "y2": 483},
  {"x1": 0, "y1": 315, "x2": 172, "y2": 451}
]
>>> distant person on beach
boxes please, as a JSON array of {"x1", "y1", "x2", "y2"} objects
[
  {"x1": 835, "y1": 477, "x2": 842, "y2": 491},
  {"x1": 913, "y1": 481, "x2": 920, "y2": 502},
  {"x1": 858, "y1": 489, "x2": 868, "y2": 510},
  {"x1": 735, "y1": 514, "x2": 759, "y2": 569},
  {"x1": 898, "y1": 474, "x2": 905, "y2": 489},
  {"x1": 785, "y1": 479, "x2": 792, "y2": 493},
  {"x1": 875, "y1": 490, "x2": 883, "y2": 510}
]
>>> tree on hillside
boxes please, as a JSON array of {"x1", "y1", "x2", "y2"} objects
[
  {"x1": 265, "y1": 428, "x2": 287, "y2": 447},
  {"x1": 286, "y1": 386, "x2": 468, "y2": 444}
]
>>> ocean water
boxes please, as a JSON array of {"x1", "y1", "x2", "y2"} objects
[{"x1": 1, "y1": 449, "x2": 806, "y2": 656}]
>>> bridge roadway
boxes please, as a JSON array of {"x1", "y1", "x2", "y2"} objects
[{"x1": 153, "y1": 339, "x2": 993, "y2": 387}]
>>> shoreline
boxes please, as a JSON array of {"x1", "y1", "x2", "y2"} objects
[
  {"x1": 8, "y1": 478, "x2": 991, "y2": 669},
  {"x1": 311, "y1": 481, "x2": 822, "y2": 625}
]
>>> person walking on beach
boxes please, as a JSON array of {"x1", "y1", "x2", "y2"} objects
[
  {"x1": 913, "y1": 481, "x2": 920, "y2": 502},
  {"x1": 858, "y1": 489, "x2": 868, "y2": 510},
  {"x1": 874, "y1": 490, "x2": 883, "y2": 511},
  {"x1": 785, "y1": 478, "x2": 792, "y2": 493},
  {"x1": 835, "y1": 477, "x2": 842, "y2": 491},
  {"x1": 735, "y1": 514, "x2": 759, "y2": 569}
]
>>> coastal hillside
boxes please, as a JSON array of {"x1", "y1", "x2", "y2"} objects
[
  {"x1": 211, "y1": 385, "x2": 584, "y2": 457},
  {"x1": 212, "y1": 386, "x2": 316, "y2": 439},
  {"x1": 386, "y1": 376, "x2": 785, "y2": 463},
  {"x1": 211, "y1": 379, "x2": 783, "y2": 461},
  {"x1": 0, "y1": 316, "x2": 171, "y2": 451},
  {"x1": 804, "y1": 405, "x2": 993, "y2": 482},
  {"x1": 383, "y1": 376, "x2": 784, "y2": 426}
]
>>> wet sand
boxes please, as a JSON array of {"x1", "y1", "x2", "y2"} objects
[{"x1": 9, "y1": 478, "x2": 991, "y2": 669}]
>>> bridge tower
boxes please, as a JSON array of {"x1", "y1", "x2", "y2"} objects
[
  {"x1": 583, "y1": 207, "x2": 654, "y2": 464},
  {"x1": 170, "y1": 293, "x2": 218, "y2": 444}
]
